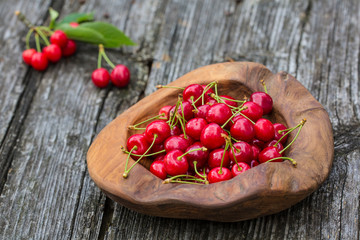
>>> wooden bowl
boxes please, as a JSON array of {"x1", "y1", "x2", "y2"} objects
[{"x1": 87, "y1": 62, "x2": 334, "y2": 222}]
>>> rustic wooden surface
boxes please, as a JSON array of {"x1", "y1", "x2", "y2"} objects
[{"x1": 0, "y1": 0, "x2": 358, "y2": 239}]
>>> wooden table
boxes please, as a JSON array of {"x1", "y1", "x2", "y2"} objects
[{"x1": 0, "y1": 0, "x2": 359, "y2": 239}]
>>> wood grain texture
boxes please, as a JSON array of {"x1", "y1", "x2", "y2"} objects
[
  {"x1": 0, "y1": 0, "x2": 359, "y2": 239},
  {"x1": 87, "y1": 62, "x2": 334, "y2": 222}
]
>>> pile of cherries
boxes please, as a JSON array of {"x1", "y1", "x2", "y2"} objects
[
  {"x1": 122, "y1": 81, "x2": 305, "y2": 184},
  {"x1": 22, "y1": 30, "x2": 76, "y2": 71}
]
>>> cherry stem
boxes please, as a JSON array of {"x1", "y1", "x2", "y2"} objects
[
  {"x1": 34, "y1": 34, "x2": 41, "y2": 52},
  {"x1": 279, "y1": 119, "x2": 306, "y2": 154},
  {"x1": 129, "y1": 113, "x2": 165, "y2": 129},
  {"x1": 123, "y1": 145, "x2": 137, "y2": 177},
  {"x1": 177, "y1": 113, "x2": 187, "y2": 139},
  {"x1": 122, "y1": 149, "x2": 166, "y2": 157},
  {"x1": 177, "y1": 147, "x2": 207, "y2": 160},
  {"x1": 228, "y1": 140, "x2": 242, "y2": 170},
  {"x1": 123, "y1": 134, "x2": 158, "y2": 178},
  {"x1": 190, "y1": 96, "x2": 198, "y2": 112},
  {"x1": 163, "y1": 175, "x2": 208, "y2": 184},
  {"x1": 193, "y1": 81, "x2": 216, "y2": 105},
  {"x1": 193, "y1": 161, "x2": 206, "y2": 179},
  {"x1": 156, "y1": 85, "x2": 184, "y2": 90},
  {"x1": 218, "y1": 141, "x2": 230, "y2": 175},
  {"x1": 210, "y1": 93, "x2": 238, "y2": 109},
  {"x1": 214, "y1": 82, "x2": 219, "y2": 102},
  {"x1": 99, "y1": 44, "x2": 116, "y2": 69},
  {"x1": 15, "y1": 11, "x2": 34, "y2": 29},
  {"x1": 221, "y1": 106, "x2": 247, "y2": 128},
  {"x1": 168, "y1": 95, "x2": 181, "y2": 128},
  {"x1": 219, "y1": 97, "x2": 245, "y2": 103},
  {"x1": 25, "y1": 29, "x2": 34, "y2": 49},
  {"x1": 265, "y1": 157, "x2": 297, "y2": 167},
  {"x1": 260, "y1": 79, "x2": 268, "y2": 94},
  {"x1": 34, "y1": 27, "x2": 50, "y2": 46},
  {"x1": 238, "y1": 112, "x2": 255, "y2": 125},
  {"x1": 97, "y1": 46, "x2": 102, "y2": 69},
  {"x1": 274, "y1": 124, "x2": 300, "y2": 147}
]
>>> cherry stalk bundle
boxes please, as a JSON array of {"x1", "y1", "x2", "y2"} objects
[{"x1": 121, "y1": 80, "x2": 306, "y2": 184}]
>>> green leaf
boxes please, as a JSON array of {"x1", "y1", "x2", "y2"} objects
[
  {"x1": 55, "y1": 23, "x2": 106, "y2": 45},
  {"x1": 80, "y1": 21, "x2": 136, "y2": 47},
  {"x1": 56, "y1": 12, "x2": 94, "y2": 25},
  {"x1": 49, "y1": 8, "x2": 59, "y2": 29}
]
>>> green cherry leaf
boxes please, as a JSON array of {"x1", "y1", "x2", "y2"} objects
[
  {"x1": 55, "y1": 23, "x2": 106, "y2": 45},
  {"x1": 56, "y1": 12, "x2": 94, "y2": 26},
  {"x1": 80, "y1": 21, "x2": 136, "y2": 48},
  {"x1": 49, "y1": 8, "x2": 59, "y2": 29}
]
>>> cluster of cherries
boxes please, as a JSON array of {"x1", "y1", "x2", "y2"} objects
[
  {"x1": 91, "y1": 44, "x2": 130, "y2": 88},
  {"x1": 22, "y1": 29, "x2": 76, "y2": 71},
  {"x1": 121, "y1": 81, "x2": 305, "y2": 184}
]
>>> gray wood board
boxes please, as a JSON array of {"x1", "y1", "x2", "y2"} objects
[{"x1": 0, "y1": 0, "x2": 359, "y2": 239}]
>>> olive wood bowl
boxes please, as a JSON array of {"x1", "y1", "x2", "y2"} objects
[{"x1": 87, "y1": 62, "x2": 334, "y2": 222}]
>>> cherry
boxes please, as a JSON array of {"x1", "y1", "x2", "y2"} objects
[
  {"x1": 185, "y1": 142, "x2": 209, "y2": 170},
  {"x1": 265, "y1": 140, "x2": 284, "y2": 152},
  {"x1": 164, "y1": 150, "x2": 189, "y2": 176},
  {"x1": 164, "y1": 136, "x2": 190, "y2": 153},
  {"x1": 208, "y1": 167, "x2": 232, "y2": 183},
  {"x1": 219, "y1": 95, "x2": 238, "y2": 107},
  {"x1": 206, "y1": 103, "x2": 232, "y2": 126},
  {"x1": 230, "y1": 118, "x2": 255, "y2": 142},
  {"x1": 159, "y1": 105, "x2": 172, "y2": 120},
  {"x1": 111, "y1": 64, "x2": 130, "y2": 87},
  {"x1": 200, "y1": 123, "x2": 227, "y2": 150},
  {"x1": 154, "y1": 155, "x2": 165, "y2": 162},
  {"x1": 183, "y1": 84, "x2": 204, "y2": 107},
  {"x1": 150, "y1": 160, "x2": 167, "y2": 180},
  {"x1": 241, "y1": 101, "x2": 263, "y2": 122},
  {"x1": 250, "y1": 159, "x2": 260, "y2": 168},
  {"x1": 144, "y1": 120, "x2": 171, "y2": 144},
  {"x1": 273, "y1": 123, "x2": 288, "y2": 145},
  {"x1": 43, "y1": 44, "x2": 62, "y2": 62},
  {"x1": 151, "y1": 143, "x2": 165, "y2": 155},
  {"x1": 252, "y1": 138, "x2": 265, "y2": 149},
  {"x1": 258, "y1": 146, "x2": 282, "y2": 164},
  {"x1": 206, "y1": 98, "x2": 217, "y2": 105},
  {"x1": 50, "y1": 30, "x2": 68, "y2": 48},
  {"x1": 170, "y1": 125, "x2": 181, "y2": 136},
  {"x1": 91, "y1": 68, "x2": 110, "y2": 88},
  {"x1": 229, "y1": 141, "x2": 253, "y2": 164},
  {"x1": 170, "y1": 101, "x2": 194, "y2": 121},
  {"x1": 22, "y1": 48, "x2": 36, "y2": 65},
  {"x1": 231, "y1": 162, "x2": 250, "y2": 177},
  {"x1": 62, "y1": 39, "x2": 77, "y2": 57},
  {"x1": 194, "y1": 104, "x2": 210, "y2": 119},
  {"x1": 208, "y1": 148, "x2": 230, "y2": 169},
  {"x1": 250, "y1": 92, "x2": 273, "y2": 115},
  {"x1": 254, "y1": 118, "x2": 275, "y2": 142},
  {"x1": 31, "y1": 52, "x2": 48, "y2": 71},
  {"x1": 126, "y1": 134, "x2": 150, "y2": 160},
  {"x1": 185, "y1": 118, "x2": 207, "y2": 140},
  {"x1": 180, "y1": 134, "x2": 195, "y2": 145},
  {"x1": 251, "y1": 144, "x2": 261, "y2": 160}
]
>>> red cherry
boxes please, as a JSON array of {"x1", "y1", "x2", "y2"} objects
[
  {"x1": 194, "y1": 104, "x2": 211, "y2": 118},
  {"x1": 159, "y1": 105, "x2": 172, "y2": 120},
  {"x1": 183, "y1": 84, "x2": 204, "y2": 107},
  {"x1": 208, "y1": 167, "x2": 232, "y2": 183},
  {"x1": 201, "y1": 85, "x2": 215, "y2": 103},
  {"x1": 185, "y1": 118, "x2": 207, "y2": 140},
  {"x1": 164, "y1": 150, "x2": 189, "y2": 176},
  {"x1": 69, "y1": 22, "x2": 79, "y2": 28},
  {"x1": 164, "y1": 136, "x2": 190, "y2": 152},
  {"x1": 206, "y1": 103, "x2": 232, "y2": 126},
  {"x1": 180, "y1": 134, "x2": 195, "y2": 146},
  {"x1": 43, "y1": 44, "x2": 62, "y2": 62},
  {"x1": 229, "y1": 141, "x2": 253, "y2": 164},
  {"x1": 31, "y1": 52, "x2": 48, "y2": 71},
  {"x1": 231, "y1": 162, "x2": 250, "y2": 177},
  {"x1": 62, "y1": 39, "x2": 77, "y2": 57},
  {"x1": 251, "y1": 144, "x2": 261, "y2": 160},
  {"x1": 258, "y1": 146, "x2": 282, "y2": 164},
  {"x1": 22, "y1": 48, "x2": 36, "y2": 65},
  {"x1": 250, "y1": 92, "x2": 273, "y2": 115},
  {"x1": 144, "y1": 120, "x2": 171, "y2": 144},
  {"x1": 110, "y1": 64, "x2": 130, "y2": 87},
  {"x1": 241, "y1": 101, "x2": 263, "y2": 122},
  {"x1": 250, "y1": 159, "x2": 260, "y2": 168},
  {"x1": 273, "y1": 123, "x2": 288, "y2": 145},
  {"x1": 230, "y1": 118, "x2": 255, "y2": 142},
  {"x1": 219, "y1": 95, "x2": 238, "y2": 107},
  {"x1": 154, "y1": 155, "x2": 165, "y2": 162},
  {"x1": 206, "y1": 98, "x2": 217, "y2": 105},
  {"x1": 208, "y1": 148, "x2": 230, "y2": 169},
  {"x1": 50, "y1": 30, "x2": 68, "y2": 48},
  {"x1": 252, "y1": 138, "x2": 265, "y2": 149},
  {"x1": 200, "y1": 123, "x2": 227, "y2": 150},
  {"x1": 170, "y1": 101, "x2": 194, "y2": 121},
  {"x1": 91, "y1": 68, "x2": 110, "y2": 88},
  {"x1": 150, "y1": 160, "x2": 167, "y2": 180},
  {"x1": 170, "y1": 125, "x2": 181, "y2": 136},
  {"x1": 254, "y1": 118, "x2": 275, "y2": 142},
  {"x1": 185, "y1": 142, "x2": 209, "y2": 170},
  {"x1": 126, "y1": 134, "x2": 150, "y2": 160},
  {"x1": 265, "y1": 140, "x2": 284, "y2": 152}
]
